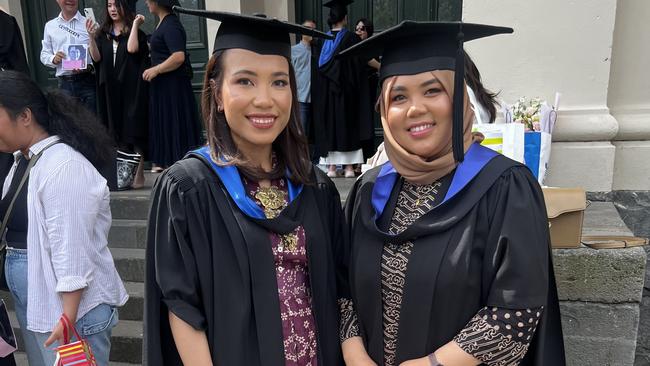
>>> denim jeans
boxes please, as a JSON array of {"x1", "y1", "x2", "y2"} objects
[
  {"x1": 299, "y1": 102, "x2": 311, "y2": 136},
  {"x1": 299, "y1": 102, "x2": 319, "y2": 163},
  {"x1": 4, "y1": 248, "x2": 118, "y2": 366},
  {"x1": 5, "y1": 248, "x2": 41, "y2": 366},
  {"x1": 57, "y1": 74, "x2": 97, "y2": 114}
]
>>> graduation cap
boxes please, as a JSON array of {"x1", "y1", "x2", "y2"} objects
[
  {"x1": 323, "y1": 0, "x2": 354, "y2": 7},
  {"x1": 173, "y1": 7, "x2": 333, "y2": 59},
  {"x1": 340, "y1": 21, "x2": 513, "y2": 162},
  {"x1": 323, "y1": 0, "x2": 353, "y2": 20}
]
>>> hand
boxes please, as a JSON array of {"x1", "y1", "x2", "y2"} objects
[
  {"x1": 345, "y1": 354, "x2": 378, "y2": 366},
  {"x1": 400, "y1": 357, "x2": 432, "y2": 366},
  {"x1": 142, "y1": 66, "x2": 160, "y2": 81},
  {"x1": 347, "y1": 359, "x2": 378, "y2": 366},
  {"x1": 134, "y1": 14, "x2": 145, "y2": 27},
  {"x1": 44, "y1": 318, "x2": 71, "y2": 348},
  {"x1": 52, "y1": 51, "x2": 66, "y2": 65},
  {"x1": 85, "y1": 18, "x2": 98, "y2": 37}
]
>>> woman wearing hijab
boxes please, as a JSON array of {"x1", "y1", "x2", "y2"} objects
[
  {"x1": 145, "y1": 8, "x2": 350, "y2": 365},
  {"x1": 339, "y1": 21, "x2": 566, "y2": 366}
]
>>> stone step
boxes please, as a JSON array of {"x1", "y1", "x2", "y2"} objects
[
  {"x1": 109, "y1": 174, "x2": 356, "y2": 221},
  {"x1": 8, "y1": 311, "x2": 143, "y2": 364},
  {"x1": 111, "y1": 248, "x2": 146, "y2": 283},
  {"x1": 110, "y1": 195, "x2": 150, "y2": 221},
  {"x1": 109, "y1": 219, "x2": 148, "y2": 249},
  {"x1": 0, "y1": 282, "x2": 144, "y2": 322}
]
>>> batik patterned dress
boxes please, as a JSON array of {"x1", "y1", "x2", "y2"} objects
[
  {"x1": 245, "y1": 177, "x2": 319, "y2": 366},
  {"x1": 340, "y1": 179, "x2": 542, "y2": 366}
]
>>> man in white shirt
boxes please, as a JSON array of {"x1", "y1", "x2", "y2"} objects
[{"x1": 40, "y1": 0, "x2": 96, "y2": 113}]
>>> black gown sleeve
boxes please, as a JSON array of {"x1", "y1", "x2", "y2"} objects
[
  {"x1": 9, "y1": 17, "x2": 29, "y2": 74},
  {"x1": 339, "y1": 177, "x2": 363, "y2": 342},
  {"x1": 137, "y1": 29, "x2": 150, "y2": 59},
  {"x1": 446, "y1": 166, "x2": 551, "y2": 364},
  {"x1": 483, "y1": 166, "x2": 550, "y2": 310},
  {"x1": 147, "y1": 168, "x2": 207, "y2": 331}
]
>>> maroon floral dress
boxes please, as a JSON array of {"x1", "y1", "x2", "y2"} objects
[{"x1": 244, "y1": 177, "x2": 319, "y2": 366}]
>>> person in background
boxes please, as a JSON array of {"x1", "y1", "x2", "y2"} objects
[
  {"x1": 0, "y1": 7, "x2": 29, "y2": 74},
  {"x1": 143, "y1": 0, "x2": 202, "y2": 172},
  {"x1": 87, "y1": 0, "x2": 150, "y2": 189},
  {"x1": 40, "y1": 0, "x2": 96, "y2": 113},
  {"x1": 354, "y1": 17, "x2": 380, "y2": 164},
  {"x1": 340, "y1": 21, "x2": 565, "y2": 366},
  {"x1": 291, "y1": 19, "x2": 316, "y2": 136},
  {"x1": 464, "y1": 52, "x2": 499, "y2": 124},
  {"x1": 0, "y1": 70, "x2": 128, "y2": 366},
  {"x1": 291, "y1": 19, "x2": 317, "y2": 161},
  {"x1": 313, "y1": 0, "x2": 372, "y2": 178}
]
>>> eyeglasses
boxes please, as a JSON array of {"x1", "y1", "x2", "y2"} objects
[{"x1": 355, "y1": 26, "x2": 366, "y2": 32}]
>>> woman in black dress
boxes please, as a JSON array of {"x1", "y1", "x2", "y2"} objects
[
  {"x1": 340, "y1": 21, "x2": 566, "y2": 366},
  {"x1": 143, "y1": 0, "x2": 201, "y2": 171},
  {"x1": 87, "y1": 0, "x2": 150, "y2": 189}
]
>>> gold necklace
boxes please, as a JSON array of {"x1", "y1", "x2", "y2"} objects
[{"x1": 254, "y1": 185, "x2": 298, "y2": 253}]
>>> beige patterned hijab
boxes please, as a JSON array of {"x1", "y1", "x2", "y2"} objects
[{"x1": 379, "y1": 70, "x2": 483, "y2": 185}]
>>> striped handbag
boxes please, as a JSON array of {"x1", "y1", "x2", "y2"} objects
[{"x1": 53, "y1": 314, "x2": 96, "y2": 366}]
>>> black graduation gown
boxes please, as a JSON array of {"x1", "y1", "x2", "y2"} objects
[
  {"x1": 0, "y1": 10, "x2": 29, "y2": 74},
  {"x1": 344, "y1": 149, "x2": 566, "y2": 365},
  {"x1": 312, "y1": 30, "x2": 372, "y2": 156},
  {"x1": 94, "y1": 30, "x2": 150, "y2": 152},
  {"x1": 144, "y1": 155, "x2": 348, "y2": 365}
]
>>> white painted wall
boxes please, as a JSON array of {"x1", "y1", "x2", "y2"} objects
[
  {"x1": 205, "y1": 0, "x2": 242, "y2": 55},
  {"x1": 463, "y1": 0, "x2": 619, "y2": 142},
  {"x1": 608, "y1": 0, "x2": 650, "y2": 141},
  {"x1": 608, "y1": 0, "x2": 650, "y2": 190},
  {"x1": 462, "y1": 0, "x2": 624, "y2": 190}
]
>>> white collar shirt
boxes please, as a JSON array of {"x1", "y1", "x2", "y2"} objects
[
  {"x1": 2, "y1": 136, "x2": 128, "y2": 332},
  {"x1": 40, "y1": 11, "x2": 90, "y2": 77}
]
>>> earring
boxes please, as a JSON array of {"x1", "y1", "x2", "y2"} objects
[{"x1": 217, "y1": 105, "x2": 223, "y2": 112}]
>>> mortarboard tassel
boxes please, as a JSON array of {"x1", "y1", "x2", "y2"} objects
[{"x1": 452, "y1": 26, "x2": 466, "y2": 162}]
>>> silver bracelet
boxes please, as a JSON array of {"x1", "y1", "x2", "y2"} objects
[{"x1": 428, "y1": 353, "x2": 443, "y2": 366}]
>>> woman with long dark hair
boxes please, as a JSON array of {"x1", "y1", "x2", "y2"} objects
[
  {"x1": 87, "y1": 0, "x2": 150, "y2": 189},
  {"x1": 0, "y1": 70, "x2": 128, "y2": 366},
  {"x1": 464, "y1": 52, "x2": 500, "y2": 124},
  {"x1": 144, "y1": 9, "x2": 349, "y2": 365},
  {"x1": 340, "y1": 22, "x2": 565, "y2": 366},
  {"x1": 142, "y1": 0, "x2": 201, "y2": 172}
]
